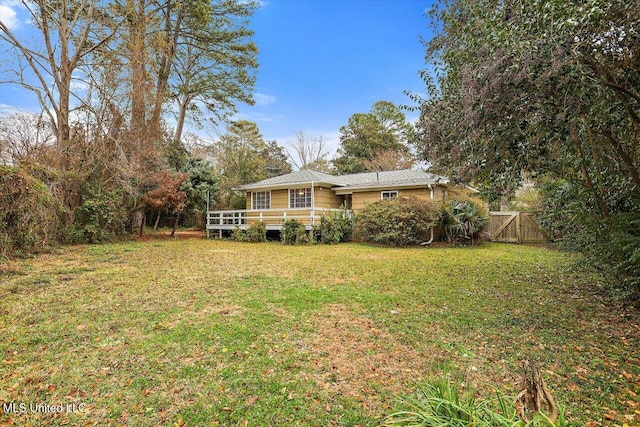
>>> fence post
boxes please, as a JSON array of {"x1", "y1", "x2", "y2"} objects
[{"x1": 516, "y1": 212, "x2": 522, "y2": 244}]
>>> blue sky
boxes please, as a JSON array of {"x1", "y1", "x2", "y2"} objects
[
  {"x1": 240, "y1": 0, "x2": 433, "y2": 154},
  {"x1": 0, "y1": 0, "x2": 434, "y2": 156}
]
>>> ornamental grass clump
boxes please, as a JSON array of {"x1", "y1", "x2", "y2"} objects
[{"x1": 384, "y1": 374, "x2": 567, "y2": 427}]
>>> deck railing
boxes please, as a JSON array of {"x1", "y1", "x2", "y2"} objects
[
  {"x1": 206, "y1": 210, "x2": 247, "y2": 227},
  {"x1": 206, "y1": 208, "x2": 351, "y2": 236}
]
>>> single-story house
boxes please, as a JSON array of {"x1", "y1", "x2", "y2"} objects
[{"x1": 206, "y1": 169, "x2": 477, "y2": 236}]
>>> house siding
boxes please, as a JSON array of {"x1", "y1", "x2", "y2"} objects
[
  {"x1": 351, "y1": 191, "x2": 383, "y2": 212},
  {"x1": 400, "y1": 188, "x2": 437, "y2": 202},
  {"x1": 247, "y1": 189, "x2": 289, "y2": 210},
  {"x1": 350, "y1": 185, "x2": 476, "y2": 212},
  {"x1": 248, "y1": 186, "x2": 343, "y2": 210},
  {"x1": 313, "y1": 186, "x2": 344, "y2": 209},
  {"x1": 271, "y1": 189, "x2": 289, "y2": 209},
  {"x1": 351, "y1": 187, "x2": 434, "y2": 212},
  {"x1": 248, "y1": 185, "x2": 475, "y2": 213}
]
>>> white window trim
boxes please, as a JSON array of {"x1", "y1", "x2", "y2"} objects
[
  {"x1": 289, "y1": 187, "x2": 312, "y2": 209},
  {"x1": 252, "y1": 190, "x2": 271, "y2": 210},
  {"x1": 381, "y1": 190, "x2": 399, "y2": 200}
]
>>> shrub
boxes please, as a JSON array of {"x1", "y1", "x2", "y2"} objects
[
  {"x1": 0, "y1": 166, "x2": 61, "y2": 257},
  {"x1": 319, "y1": 207, "x2": 353, "y2": 244},
  {"x1": 438, "y1": 198, "x2": 489, "y2": 245},
  {"x1": 539, "y1": 178, "x2": 640, "y2": 302},
  {"x1": 356, "y1": 197, "x2": 438, "y2": 246},
  {"x1": 233, "y1": 222, "x2": 267, "y2": 243},
  {"x1": 67, "y1": 182, "x2": 128, "y2": 243},
  {"x1": 281, "y1": 219, "x2": 309, "y2": 245},
  {"x1": 385, "y1": 375, "x2": 567, "y2": 427},
  {"x1": 231, "y1": 226, "x2": 247, "y2": 242}
]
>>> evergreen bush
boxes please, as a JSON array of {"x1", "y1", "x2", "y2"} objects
[
  {"x1": 0, "y1": 166, "x2": 60, "y2": 257},
  {"x1": 231, "y1": 226, "x2": 247, "y2": 242},
  {"x1": 67, "y1": 182, "x2": 128, "y2": 243},
  {"x1": 356, "y1": 197, "x2": 438, "y2": 246},
  {"x1": 247, "y1": 221, "x2": 267, "y2": 242},
  {"x1": 281, "y1": 219, "x2": 309, "y2": 245},
  {"x1": 319, "y1": 207, "x2": 353, "y2": 244},
  {"x1": 539, "y1": 179, "x2": 640, "y2": 302}
]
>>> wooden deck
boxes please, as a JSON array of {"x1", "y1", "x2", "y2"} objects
[{"x1": 206, "y1": 208, "x2": 350, "y2": 237}]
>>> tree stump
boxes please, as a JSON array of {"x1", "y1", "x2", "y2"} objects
[{"x1": 515, "y1": 359, "x2": 558, "y2": 422}]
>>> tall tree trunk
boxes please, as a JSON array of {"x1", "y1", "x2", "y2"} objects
[
  {"x1": 170, "y1": 212, "x2": 180, "y2": 238},
  {"x1": 174, "y1": 92, "x2": 191, "y2": 144},
  {"x1": 151, "y1": 0, "x2": 185, "y2": 143},
  {"x1": 577, "y1": 134, "x2": 610, "y2": 219},
  {"x1": 602, "y1": 129, "x2": 640, "y2": 195},
  {"x1": 153, "y1": 211, "x2": 161, "y2": 232},
  {"x1": 128, "y1": 0, "x2": 149, "y2": 158},
  {"x1": 138, "y1": 212, "x2": 146, "y2": 238}
]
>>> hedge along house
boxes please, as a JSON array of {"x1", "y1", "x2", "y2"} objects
[{"x1": 206, "y1": 169, "x2": 478, "y2": 237}]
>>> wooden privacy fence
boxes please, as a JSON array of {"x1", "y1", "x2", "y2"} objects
[{"x1": 488, "y1": 211, "x2": 550, "y2": 244}]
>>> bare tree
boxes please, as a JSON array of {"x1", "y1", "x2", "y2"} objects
[
  {"x1": 0, "y1": 0, "x2": 115, "y2": 154},
  {"x1": 287, "y1": 131, "x2": 331, "y2": 171},
  {"x1": 363, "y1": 149, "x2": 415, "y2": 171},
  {"x1": 0, "y1": 112, "x2": 55, "y2": 164}
]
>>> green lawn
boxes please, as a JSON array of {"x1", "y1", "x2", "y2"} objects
[{"x1": 1, "y1": 240, "x2": 638, "y2": 426}]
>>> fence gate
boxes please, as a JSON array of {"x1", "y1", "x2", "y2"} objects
[{"x1": 488, "y1": 211, "x2": 549, "y2": 244}]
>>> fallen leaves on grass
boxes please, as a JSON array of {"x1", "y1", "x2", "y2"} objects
[{"x1": 306, "y1": 304, "x2": 426, "y2": 413}]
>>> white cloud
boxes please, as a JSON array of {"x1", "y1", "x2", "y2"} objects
[
  {"x1": 254, "y1": 92, "x2": 277, "y2": 106},
  {"x1": 0, "y1": 4, "x2": 18, "y2": 30},
  {"x1": 0, "y1": 103, "x2": 32, "y2": 117},
  {"x1": 240, "y1": 0, "x2": 268, "y2": 8},
  {"x1": 70, "y1": 75, "x2": 89, "y2": 91},
  {"x1": 232, "y1": 111, "x2": 285, "y2": 123}
]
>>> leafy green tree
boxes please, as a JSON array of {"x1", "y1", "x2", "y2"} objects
[
  {"x1": 415, "y1": 0, "x2": 640, "y2": 299},
  {"x1": 262, "y1": 140, "x2": 292, "y2": 178},
  {"x1": 214, "y1": 120, "x2": 290, "y2": 208},
  {"x1": 333, "y1": 100, "x2": 414, "y2": 174},
  {"x1": 114, "y1": 0, "x2": 258, "y2": 145},
  {"x1": 170, "y1": 0, "x2": 258, "y2": 143},
  {"x1": 179, "y1": 156, "x2": 219, "y2": 213},
  {"x1": 414, "y1": 0, "x2": 639, "y2": 203}
]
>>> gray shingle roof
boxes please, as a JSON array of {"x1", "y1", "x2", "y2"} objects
[
  {"x1": 238, "y1": 169, "x2": 347, "y2": 190},
  {"x1": 335, "y1": 170, "x2": 449, "y2": 189},
  {"x1": 238, "y1": 169, "x2": 450, "y2": 191}
]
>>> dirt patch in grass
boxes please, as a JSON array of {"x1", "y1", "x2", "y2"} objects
[
  {"x1": 137, "y1": 229, "x2": 205, "y2": 241},
  {"x1": 306, "y1": 304, "x2": 430, "y2": 414}
]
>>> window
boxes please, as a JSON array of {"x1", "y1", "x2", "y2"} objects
[
  {"x1": 289, "y1": 188, "x2": 312, "y2": 208},
  {"x1": 381, "y1": 191, "x2": 398, "y2": 200},
  {"x1": 252, "y1": 191, "x2": 270, "y2": 210}
]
